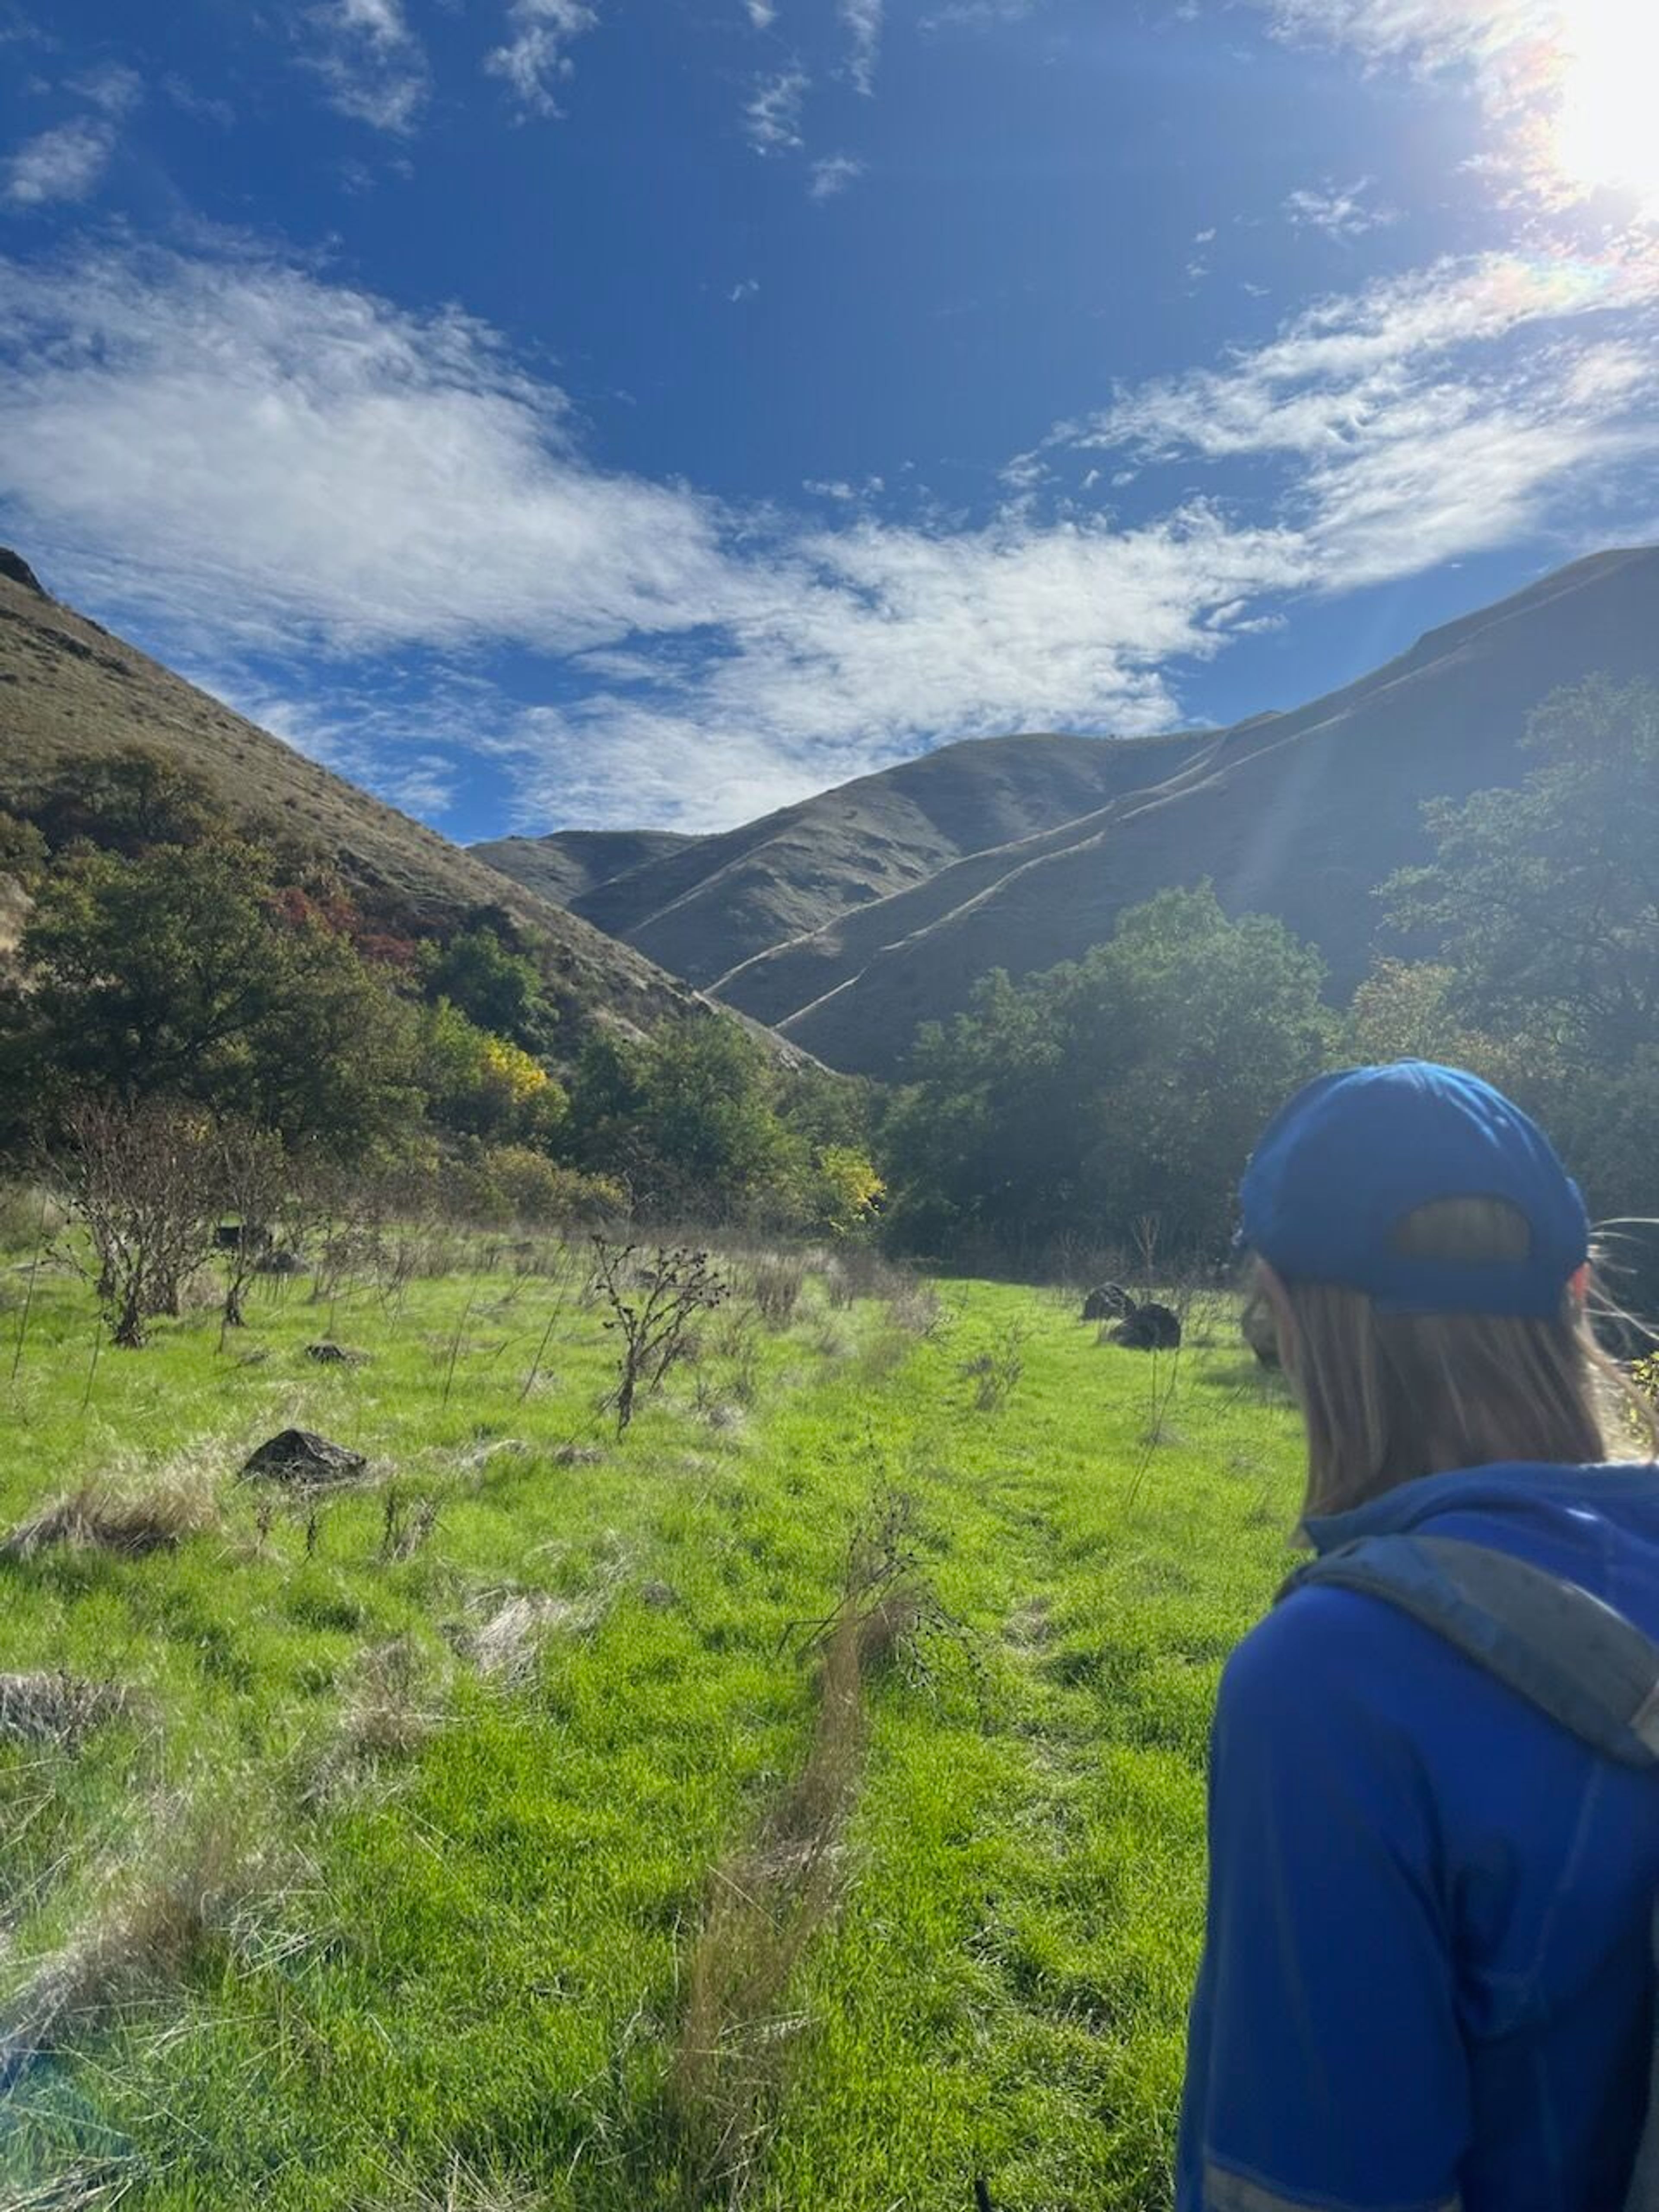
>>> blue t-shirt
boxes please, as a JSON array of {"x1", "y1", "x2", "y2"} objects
[{"x1": 1178, "y1": 1461, "x2": 1659, "y2": 2212}]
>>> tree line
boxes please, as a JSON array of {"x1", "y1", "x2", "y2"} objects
[
  {"x1": 880, "y1": 677, "x2": 1659, "y2": 1289},
  {"x1": 3, "y1": 675, "x2": 1655, "y2": 1295},
  {"x1": 0, "y1": 747, "x2": 885, "y2": 1264}
]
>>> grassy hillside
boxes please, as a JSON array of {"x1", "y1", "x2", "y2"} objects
[
  {"x1": 0, "y1": 1221, "x2": 1300, "y2": 2211},
  {"x1": 0, "y1": 554, "x2": 714, "y2": 1040},
  {"x1": 477, "y1": 547, "x2": 1659, "y2": 1075},
  {"x1": 470, "y1": 830, "x2": 702, "y2": 909},
  {"x1": 779, "y1": 546, "x2": 1659, "y2": 1072},
  {"x1": 482, "y1": 732, "x2": 1209, "y2": 991}
]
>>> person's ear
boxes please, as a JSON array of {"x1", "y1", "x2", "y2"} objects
[
  {"x1": 1568, "y1": 1263, "x2": 1590, "y2": 1306},
  {"x1": 1257, "y1": 1262, "x2": 1298, "y2": 1373}
]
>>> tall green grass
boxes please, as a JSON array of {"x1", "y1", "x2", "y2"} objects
[{"x1": 0, "y1": 1238, "x2": 1302, "y2": 2210}]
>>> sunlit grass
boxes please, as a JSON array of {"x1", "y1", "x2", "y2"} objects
[{"x1": 0, "y1": 1237, "x2": 1302, "y2": 2210}]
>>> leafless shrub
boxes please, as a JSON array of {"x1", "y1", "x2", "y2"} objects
[
  {"x1": 750, "y1": 1255, "x2": 805, "y2": 1330},
  {"x1": 50, "y1": 1097, "x2": 220, "y2": 1347},
  {"x1": 958, "y1": 1321, "x2": 1028, "y2": 1414},
  {"x1": 590, "y1": 1240, "x2": 729, "y2": 1435},
  {"x1": 884, "y1": 1277, "x2": 943, "y2": 1338},
  {"x1": 0, "y1": 1466, "x2": 218, "y2": 1561},
  {"x1": 377, "y1": 1484, "x2": 441, "y2": 1562},
  {"x1": 212, "y1": 1120, "x2": 290, "y2": 1336}
]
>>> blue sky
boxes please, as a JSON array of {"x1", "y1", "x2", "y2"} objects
[{"x1": 3, "y1": 0, "x2": 1658, "y2": 839}]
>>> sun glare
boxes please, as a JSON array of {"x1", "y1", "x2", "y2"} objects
[{"x1": 1551, "y1": 0, "x2": 1659, "y2": 214}]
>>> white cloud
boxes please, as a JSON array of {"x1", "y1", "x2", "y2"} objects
[
  {"x1": 70, "y1": 62, "x2": 144, "y2": 116},
  {"x1": 1283, "y1": 178, "x2": 1395, "y2": 239},
  {"x1": 728, "y1": 277, "x2": 760, "y2": 302},
  {"x1": 839, "y1": 0, "x2": 883, "y2": 92},
  {"x1": 745, "y1": 67, "x2": 807, "y2": 152},
  {"x1": 486, "y1": 0, "x2": 599, "y2": 116},
  {"x1": 808, "y1": 152, "x2": 864, "y2": 200},
  {"x1": 304, "y1": 0, "x2": 429, "y2": 132},
  {"x1": 0, "y1": 248, "x2": 738, "y2": 658},
  {"x1": 4, "y1": 118, "x2": 114, "y2": 207},
  {"x1": 3, "y1": 239, "x2": 1658, "y2": 833},
  {"x1": 744, "y1": 0, "x2": 776, "y2": 25},
  {"x1": 1260, "y1": 0, "x2": 1547, "y2": 73},
  {"x1": 1064, "y1": 247, "x2": 1659, "y2": 585}
]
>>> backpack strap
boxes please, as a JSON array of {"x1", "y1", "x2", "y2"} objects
[{"x1": 1279, "y1": 1533, "x2": 1659, "y2": 1770}]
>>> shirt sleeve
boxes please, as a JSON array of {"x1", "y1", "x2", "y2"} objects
[{"x1": 1178, "y1": 1587, "x2": 1472, "y2": 2212}]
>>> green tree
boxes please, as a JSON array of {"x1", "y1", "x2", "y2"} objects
[
  {"x1": 569, "y1": 1018, "x2": 804, "y2": 1221},
  {"x1": 419, "y1": 1000, "x2": 569, "y2": 1144},
  {"x1": 420, "y1": 923, "x2": 553, "y2": 1052},
  {"x1": 2, "y1": 836, "x2": 421, "y2": 1154},
  {"x1": 1385, "y1": 677, "x2": 1659, "y2": 1063},
  {"x1": 883, "y1": 885, "x2": 1330, "y2": 1258},
  {"x1": 35, "y1": 743, "x2": 226, "y2": 857}
]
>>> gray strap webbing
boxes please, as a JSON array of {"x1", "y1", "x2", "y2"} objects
[{"x1": 1279, "y1": 1533, "x2": 1659, "y2": 1770}]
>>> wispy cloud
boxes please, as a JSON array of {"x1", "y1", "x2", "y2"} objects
[
  {"x1": 1064, "y1": 247, "x2": 1659, "y2": 584},
  {"x1": 4, "y1": 119, "x2": 115, "y2": 207},
  {"x1": 70, "y1": 61, "x2": 144, "y2": 116},
  {"x1": 486, "y1": 0, "x2": 600, "y2": 117},
  {"x1": 809, "y1": 152, "x2": 864, "y2": 200},
  {"x1": 743, "y1": 0, "x2": 776, "y2": 25},
  {"x1": 4, "y1": 58, "x2": 142, "y2": 210},
  {"x1": 1283, "y1": 178, "x2": 1395, "y2": 239},
  {"x1": 744, "y1": 67, "x2": 807, "y2": 152},
  {"x1": 2, "y1": 239, "x2": 1657, "y2": 831},
  {"x1": 839, "y1": 0, "x2": 883, "y2": 93},
  {"x1": 304, "y1": 0, "x2": 429, "y2": 133}
]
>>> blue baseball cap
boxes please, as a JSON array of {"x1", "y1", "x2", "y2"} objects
[{"x1": 1239, "y1": 1061, "x2": 1589, "y2": 1317}]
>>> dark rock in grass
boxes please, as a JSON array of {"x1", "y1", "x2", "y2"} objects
[
  {"x1": 305, "y1": 1341, "x2": 369, "y2": 1367},
  {"x1": 254, "y1": 1247, "x2": 306, "y2": 1276},
  {"x1": 1111, "y1": 1302, "x2": 1182, "y2": 1351},
  {"x1": 241, "y1": 1430, "x2": 367, "y2": 1486},
  {"x1": 1081, "y1": 1282, "x2": 1136, "y2": 1323},
  {"x1": 639, "y1": 1579, "x2": 680, "y2": 1609},
  {"x1": 214, "y1": 1221, "x2": 270, "y2": 1254}
]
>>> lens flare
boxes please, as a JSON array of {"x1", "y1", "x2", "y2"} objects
[{"x1": 1551, "y1": 0, "x2": 1659, "y2": 214}]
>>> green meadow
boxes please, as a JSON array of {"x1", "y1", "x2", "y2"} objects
[{"x1": 0, "y1": 1226, "x2": 1303, "y2": 2212}]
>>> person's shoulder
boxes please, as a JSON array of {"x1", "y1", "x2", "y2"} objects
[{"x1": 1219, "y1": 1575, "x2": 1434, "y2": 1738}]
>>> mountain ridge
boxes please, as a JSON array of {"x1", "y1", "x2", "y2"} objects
[{"x1": 479, "y1": 544, "x2": 1659, "y2": 1075}]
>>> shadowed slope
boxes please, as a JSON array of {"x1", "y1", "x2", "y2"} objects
[{"x1": 780, "y1": 546, "x2": 1659, "y2": 1072}]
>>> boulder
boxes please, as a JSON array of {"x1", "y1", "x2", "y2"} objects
[
  {"x1": 241, "y1": 1430, "x2": 367, "y2": 1486},
  {"x1": 305, "y1": 1341, "x2": 369, "y2": 1367},
  {"x1": 1111, "y1": 1302, "x2": 1182, "y2": 1351},
  {"x1": 0, "y1": 548, "x2": 46, "y2": 597},
  {"x1": 1081, "y1": 1282, "x2": 1136, "y2": 1323}
]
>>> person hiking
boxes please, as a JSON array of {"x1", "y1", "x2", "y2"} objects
[{"x1": 1178, "y1": 1060, "x2": 1659, "y2": 2212}]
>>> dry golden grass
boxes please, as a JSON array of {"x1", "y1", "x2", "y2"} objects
[
  {"x1": 0, "y1": 1807, "x2": 271, "y2": 2088},
  {"x1": 0, "y1": 1672, "x2": 140, "y2": 1745},
  {"x1": 0, "y1": 1464, "x2": 219, "y2": 1562}
]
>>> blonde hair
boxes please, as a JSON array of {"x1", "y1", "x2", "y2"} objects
[{"x1": 1265, "y1": 1196, "x2": 1656, "y2": 1520}]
